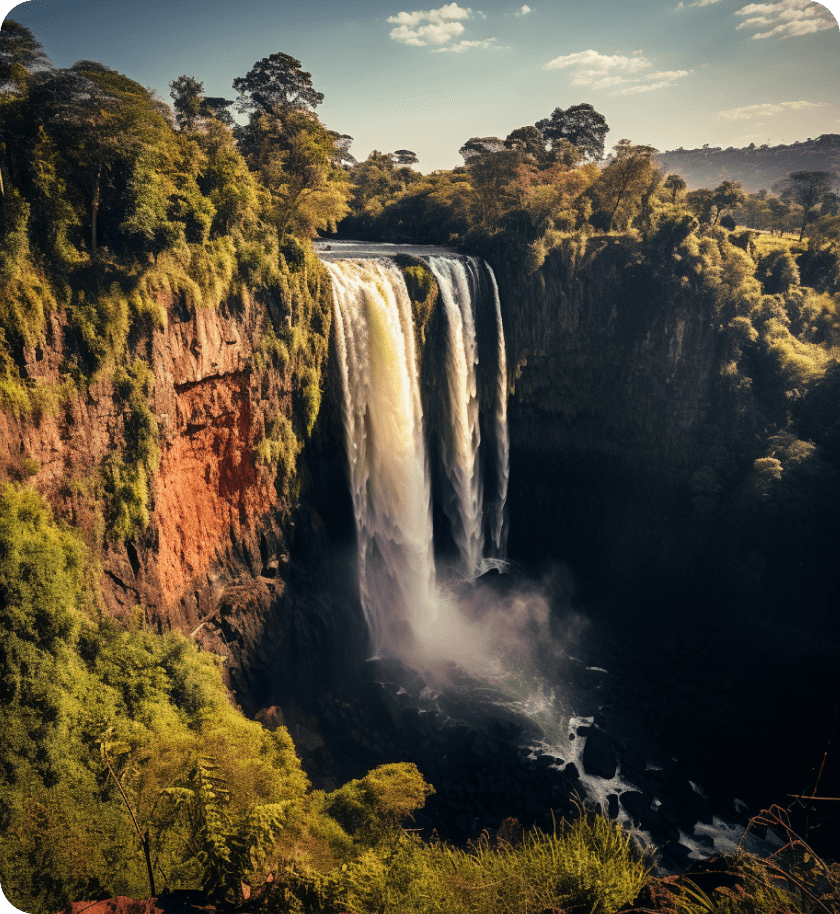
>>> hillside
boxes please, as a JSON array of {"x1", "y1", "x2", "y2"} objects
[{"x1": 657, "y1": 134, "x2": 840, "y2": 192}]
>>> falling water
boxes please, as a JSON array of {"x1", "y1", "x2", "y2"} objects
[
  {"x1": 325, "y1": 259, "x2": 437, "y2": 656},
  {"x1": 324, "y1": 247, "x2": 510, "y2": 659},
  {"x1": 487, "y1": 265, "x2": 509, "y2": 557},
  {"x1": 427, "y1": 256, "x2": 484, "y2": 578}
]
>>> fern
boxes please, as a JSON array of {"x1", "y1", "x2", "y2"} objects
[{"x1": 162, "y1": 756, "x2": 288, "y2": 902}]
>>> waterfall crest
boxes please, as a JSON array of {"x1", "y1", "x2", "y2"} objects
[{"x1": 325, "y1": 249, "x2": 510, "y2": 660}]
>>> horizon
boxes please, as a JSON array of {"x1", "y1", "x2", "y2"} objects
[{"x1": 3, "y1": 0, "x2": 840, "y2": 172}]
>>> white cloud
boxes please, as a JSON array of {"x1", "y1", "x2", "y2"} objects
[
  {"x1": 717, "y1": 100, "x2": 828, "y2": 119},
  {"x1": 432, "y1": 37, "x2": 503, "y2": 51},
  {"x1": 590, "y1": 75, "x2": 634, "y2": 89},
  {"x1": 388, "y1": 3, "x2": 471, "y2": 46},
  {"x1": 612, "y1": 79, "x2": 685, "y2": 95},
  {"x1": 516, "y1": 4, "x2": 531, "y2": 15},
  {"x1": 675, "y1": 0, "x2": 725, "y2": 9},
  {"x1": 544, "y1": 50, "x2": 690, "y2": 95},
  {"x1": 388, "y1": 2, "x2": 502, "y2": 49},
  {"x1": 644, "y1": 69, "x2": 690, "y2": 80},
  {"x1": 734, "y1": 0, "x2": 836, "y2": 38},
  {"x1": 543, "y1": 49, "x2": 653, "y2": 84}
]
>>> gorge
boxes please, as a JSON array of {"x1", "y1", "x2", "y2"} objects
[{"x1": 2, "y1": 18, "x2": 839, "y2": 908}]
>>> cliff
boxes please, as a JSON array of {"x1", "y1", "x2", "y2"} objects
[{"x1": 0, "y1": 272, "x2": 364, "y2": 715}]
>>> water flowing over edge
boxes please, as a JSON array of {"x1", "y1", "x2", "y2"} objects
[{"x1": 325, "y1": 251, "x2": 510, "y2": 660}]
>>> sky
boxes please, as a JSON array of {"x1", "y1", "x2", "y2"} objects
[{"x1": 3, "y1": 0, "x2": 840, "y2": 172}]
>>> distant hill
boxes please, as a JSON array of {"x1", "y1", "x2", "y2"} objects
[{"x1": 656, "y1": 134, "x2": 840, "y2": 193}]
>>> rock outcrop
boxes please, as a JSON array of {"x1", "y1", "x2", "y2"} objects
[{"x1": 0, "y1": 286, "x2": 363, "y2": 713}]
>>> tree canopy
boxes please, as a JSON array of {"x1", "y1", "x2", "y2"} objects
[
  {"x1": 535, "y1": 103, "x2": 609, "y2": 162},
  {"x1": 773, "y1": 170, "x2": 839, "y2": 240},
  {"x1": 233, "y1": 52, "x2": 324, "y2": 116}
]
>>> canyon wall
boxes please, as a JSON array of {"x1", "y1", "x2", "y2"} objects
[
  {"x1": 483, "y1": 232, "x2": 838, "y2": 632},
  {"x1": 0, "y1": 283, "x2": 364, "y2": 715}
]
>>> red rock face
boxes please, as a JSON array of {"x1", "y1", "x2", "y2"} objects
[
  {"x1": 155, "y1": 372, "x2": 274, "y2": 606},
  {"x1": 0, "y1": 292, "x2": 291, "y2": 647}
]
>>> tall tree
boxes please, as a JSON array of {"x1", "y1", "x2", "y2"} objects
[
  {"x1": 392, "y1": 149, "x2": 418, "y2": 168},
  {"x1": 169, "y1": 74, "x2": 204, "y2": 130},
  {"x1": 535, "y1": 103, "x2": 609, "y2": 162},
  {"x1": 28, "y1": 61, "x2": 180, "y2": 253},
  {"x1": 0, "y1": 20, "x2": 52, "y2": 204},
  {"x1": 233, "y1": 52, "x2": 323, "y2": 116},
  {"x1": 686, "y1": 188, "x2": 715, "y2": 224},
  {"x1": 594, "y1": 139, "x2": 658, "y2": 231},
  {"x1": 773, "y1": 170, "x2": 839, "y2": 241},
  {"x1": 170, "y1": 75, "x2": 234, "y2": 130},
  {"x1": 664, "y1": 173, "x2": 686, "y2": 204},
  {"x1": 504, "y1": 126, "x2": 549, "y2": 167},
  {"x1": 0, "y1": 19, "x2": 52, "y2": 91},
  {"x1": 710, "y1": 180, "x2": 745, "y2": 226}
]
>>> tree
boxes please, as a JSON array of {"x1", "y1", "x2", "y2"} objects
[
  {"x1": 170, "y1": 75, "x2": 234, "y2": 131},
  {"x1": 233, "y1": 52, "x2": 323, "y2": 116},
  {"x1": 664, "y1": 173, "x2": 686, "y2": 204},
  {"x1": 24, "y1": 61, "x2": 188, "y2": 255},
  {"x1": 246, "y1": 108, "x2": 349, "y2": 237},
  {"x1": 201, "y1": 96, "x2": 235, "y2": 127},
  {"x1": 392, "y1": 149, "x2": 418, "y2": 168},
  {"x1": 593, "y1": 139, "x2": 658, "y2": 231},
  {"x1": 773, "y1": 170, "x2": 839, "y2": 240},
  {"x1": 459, "y1": 135, "x2": 506, "y2": 163},
  {"x1": 0, "y1": 20, "x2": 53, "y2": 204},
  {"x1": 766, "y1": 196, "x2": 793, "y2": 236},
  {"x1": 710, "y1": 180, "x2": 745, "y2": 226},
  {"x1": 457, "y1": 136, "x2": 521, "y2": 229},
  {"x1": 169, "y1": 74, "x2": 204, "y2": 130},
  {"x1": 686, "y1": 188, "x2": 715, "y2": 224},
  {"x1": 535, "y1": 103, "x2": 609, "y2": 162},
  {"x1": 0, "y1": 19, "x2": 51, "y2": 92},
  {"x1": 821, "y1": 192, "x2": 839, "y2": 217}
]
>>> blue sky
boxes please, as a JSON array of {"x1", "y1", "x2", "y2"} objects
[{"x1": 4, "y1": 0, "x2": 840, "y2": 172}]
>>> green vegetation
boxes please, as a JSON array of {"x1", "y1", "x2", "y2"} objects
[
  {"x1": 657, "y1": 134, "x2": 840, "y2": 193},
  {"x1": 393, "y1": 254, "x2": 439, "y2": 350},
  {"x1": 0, "y1": 21, "x2": 340, "y2": 538},
  {"x1": 0, "y1": 482, "x2": 650, "y2": 914}
]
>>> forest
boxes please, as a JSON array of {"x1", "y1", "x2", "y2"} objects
[{"x1": 1, "y1": 17, "x2": 839, "y2": 914}]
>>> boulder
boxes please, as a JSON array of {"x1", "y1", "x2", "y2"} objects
[{"x1": 582, "y1": 727, "x2": 617, "y2": 779}]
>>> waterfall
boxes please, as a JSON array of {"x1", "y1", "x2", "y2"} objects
[
  {"x1": 325, "y1": 259, "x2": 437, "y2": 656},
  {"x1": 324, "y1": 248, "x2": 510, "y2": 659},
  {"x1": 426, "y1": 256, "x2": 484, "y2": 578},
  {"x1": 487, "y1": 265, "x2": 509, "y2": 557}
]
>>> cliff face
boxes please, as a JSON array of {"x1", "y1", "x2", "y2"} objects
[
  {"x1": 484, "y1": 233, "x2": 838, "y2": 635},
  {"x1": 0, "y1": 286, "x2": 364, "y2": 713},
  {"x1": 484, "y1": 238, "x2": 717, "y2": 596}
]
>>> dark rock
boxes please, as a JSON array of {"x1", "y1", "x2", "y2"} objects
[
  {"x1": 621, "y1": 750, "x2": 646, "y2": 777},
  {"x1": 607, "y1": 793, "x2": 619, "y2": 819},
  {"x1": 563, "y1": 762, "x2": 580, "y2": 779},
  {"x1": 254, "y1": 705, "x2": 285, "y2": 731},
  {"x1": 620, "y1": 791, "x2": 654, "y2": 825},
  {"x1": 582, "y1": 727, "x2": 617, "y2": 779}
]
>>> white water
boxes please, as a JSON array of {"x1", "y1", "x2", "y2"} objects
[
  {"x1": 326, "y1": 251, "x2": 510, "y2": 660},
  {"x1": 326, "y1": 259, "x2": 437, "y2": 655},
  {"x1": 427, "y1": 256, "x2": 484, "y2": 577},
  {"x1": 487, "y1": 265, "x2": 509, "y2": 557}
]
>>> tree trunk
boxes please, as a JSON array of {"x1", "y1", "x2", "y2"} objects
[
  {"x1": 91, "y1": 165, "x2": 101, "y2": 254},
  {"x1": 799, "y1": 209, "x2": 808, "y2": 243}
]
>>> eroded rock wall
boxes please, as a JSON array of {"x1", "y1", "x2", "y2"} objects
[{"x1": 0, "y1": 287, "x2": 363, "y2": 713}]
